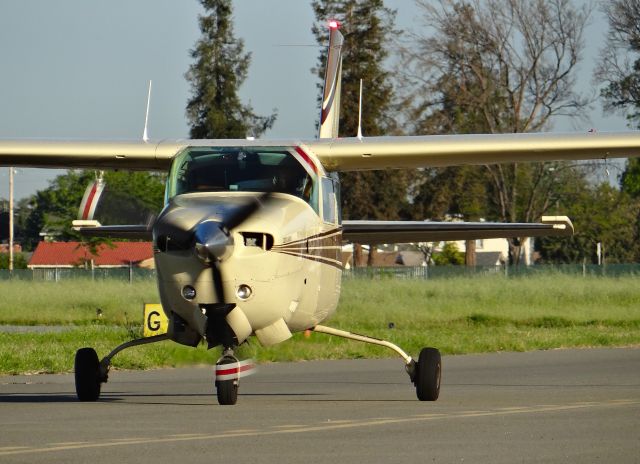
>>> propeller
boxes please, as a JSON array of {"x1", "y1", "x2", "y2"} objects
[{"x1": 192, "y1": 192, "x2": 273, "y2": 304}]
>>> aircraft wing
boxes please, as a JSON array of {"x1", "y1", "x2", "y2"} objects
[
  {"x1": 0, "y1": 139, "x2": 186, "y2": 170},
  {"x1": 341, "y1": 216, "x2": 573, "y2": 245},
  {"x1": 305, "y1": 132, "x2": 640, "y2": 171},
  {"x1": 1, "y1": 131, "x2": 640, "y2": 171},
  {"x1": 73, "y1": 224, "x2": 153, "y2": 240}
]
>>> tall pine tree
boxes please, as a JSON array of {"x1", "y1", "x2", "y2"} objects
[
  {"x1": 312, "y1": 0, "x2": 408, "y2": 266},
  {"x1": 186, "y1": 0, "x2": 276, "y2": 139}
]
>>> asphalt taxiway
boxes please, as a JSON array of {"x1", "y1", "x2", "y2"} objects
[{"x1": 1, "y1": 348, "x2": 638, "y2": 463}]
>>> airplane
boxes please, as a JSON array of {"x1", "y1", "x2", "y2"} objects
[{"x1": 2, "y1": 22, "x2": 640, "y2": 405}]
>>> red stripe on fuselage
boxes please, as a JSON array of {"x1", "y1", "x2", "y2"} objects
[{"x1": 294, "y1": 146, "x2": 318, "y2": 175}]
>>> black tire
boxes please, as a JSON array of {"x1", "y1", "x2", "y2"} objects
[
  {"x1": 415, "y1": 347, "x2": 441, "y2": 401},
  {"x1": 75, "y1": 347, "x2": 101, "y2": 401},
  {"x1": 216, "y1": 380, "x2": 238, "y2": 405}
]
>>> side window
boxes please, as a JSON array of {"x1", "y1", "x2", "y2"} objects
[
  {"x1": 321, "y1": 177, "x2": 337, "y2": 224},
  {"x1": 330, "y1": 173, "x2": 341, "y2": 224}
]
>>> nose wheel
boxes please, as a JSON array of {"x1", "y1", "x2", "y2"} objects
[
  {"x1": 216, "y1": 378, "x2": 238, "y2": 405},
  {"x1": 214, "y1": 348, "x2": 256, "y2": 405},
  {"x1": 215, "y1": 355, "x2": 239, "y2": 406}
]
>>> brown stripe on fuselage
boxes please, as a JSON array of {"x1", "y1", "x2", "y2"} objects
[
  {"x1": 276, "y1": 250, "x2": 344, "y2": 270},
  {"x1": 272, "y1": 228, "x2": 343, "y2": 250},
  {"x1": 272, "y1": 228, "x2": 343, "y2": 269}
]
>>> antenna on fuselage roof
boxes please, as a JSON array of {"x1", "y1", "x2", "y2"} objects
[
  {"x1": 357, "y1": 79, "x2": 363, "y2": 140},
  {"x1": 142, "y1": 80, "x2": 152, "y2": 142}
]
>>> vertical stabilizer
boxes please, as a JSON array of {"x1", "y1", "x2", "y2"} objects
[
  {"x1": 78, "y1": 176, "x2": 105, "y2": 221},
  {"x1": 318, "y1": 22, "x2": 344, "y2": 139}
]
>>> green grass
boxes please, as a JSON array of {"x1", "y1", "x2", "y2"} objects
[
  {"x1": 0, "y1": 273, "x2": 639, "y2": 374},
  {"x1": 0, "y1": 279, "x2": 158, "y2": 326}
]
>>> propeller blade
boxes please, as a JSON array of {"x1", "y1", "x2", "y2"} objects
[
  {"x1": 223, "y1": 192, "x2": 272, "y2": 231},
  {"x1": 211, "y1": 261, "x2": 226, "y2": 304}
]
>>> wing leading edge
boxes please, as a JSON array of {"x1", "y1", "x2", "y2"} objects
[
  {"x1": 71, "y1": 220, "x2": 152, "y2": 240},
  {"x1": 341, "y1": 216, "x2": 573, "y2": 245},
  {"x1": 305, "y1": 132, "x2": 640, "y2": 171},
  {"x1": 2, "y1": 131, "x2": 640, "y2": 172},
  {"x1": 0, "y1": 139, "x2": 186, "y2": 170}
]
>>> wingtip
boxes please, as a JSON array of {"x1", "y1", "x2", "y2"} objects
[{"x1": 541, "y1": 215, "x2": 574, "y2": 235}]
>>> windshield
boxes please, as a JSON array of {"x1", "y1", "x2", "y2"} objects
[{"x1": 166, "y1": 146, "x2": 318, "y2": 211}]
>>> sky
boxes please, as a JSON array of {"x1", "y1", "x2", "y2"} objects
[{"x1": 0, "y1": 0, "x2": 631, "y2": 201}]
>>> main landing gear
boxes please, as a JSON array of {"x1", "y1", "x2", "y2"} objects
[
  {"x1": 312, "y1": 325, "x2": 441, "y2": 401},
  {"x1": 74, "y1": 334, "x2": 169, "y2": 401}
]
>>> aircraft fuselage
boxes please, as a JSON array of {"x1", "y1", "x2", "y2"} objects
[{"x1": 152, "y1": 145, "x2": 342, "y2": 349}]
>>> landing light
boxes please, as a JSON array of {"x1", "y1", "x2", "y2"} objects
[
  {"x1": 236, "y1": 284, "x2": 252, "y2": 300},
  {"x1": 182, "y1": 285, "x2": 196, "y2": 300}
]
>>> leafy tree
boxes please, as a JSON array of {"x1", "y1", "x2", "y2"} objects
[
  {"x1": 592, "y1": 0, "x2": 640, "y2": 262},
  {"x1": 537, "y1": 183, "x2": 640, "y2": 263},
  {"x1": 596, "y1": 0, "x2": 640, "y2": 202},
  {"x1": 621, "y1": 158, "x2": 640, "y2": 197},
  {"x1": 595, "y1": 0, "x2": 640, "y2": 127},
  {"x1": 186, "y1": 0, "x2": 276, "y2": 139},
  {"x1": 312, "y1": 0, "x2": 411, "y2": 266},
  {"x1": 401, "y1": 0, "x2": 591, "y2": 264}
]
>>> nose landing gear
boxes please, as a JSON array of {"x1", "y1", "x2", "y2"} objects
[{"x1": 215, "y1": 347, "x2": 256, "y2": 405}]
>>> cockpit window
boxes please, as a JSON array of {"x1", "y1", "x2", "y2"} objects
[{"x1": 167, "y1": 147, "x2": 318, "y2": 212}]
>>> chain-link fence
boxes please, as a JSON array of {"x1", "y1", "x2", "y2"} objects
[
  {"x1": 0, "y1": 267, "x2": 156, "y2": 282},
  {"x1": 343, "y1": 263, "x2": 640, "y2": 279},
  {"x1": 2, "y1": 263, "x2": 640, "y2": 282}
]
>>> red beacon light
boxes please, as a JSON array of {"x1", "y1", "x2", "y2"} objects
[{"x1": 328, "y1": 20, "x2": 340, "y2": 30}]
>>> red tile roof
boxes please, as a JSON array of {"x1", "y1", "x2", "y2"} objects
[{"x1": 29, "y1": 241, "x2": 153, "y2": 267}]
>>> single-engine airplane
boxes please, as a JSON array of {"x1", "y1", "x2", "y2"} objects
[{"x1": 2, "y1": 23, "x2": 640, "y2": 405}]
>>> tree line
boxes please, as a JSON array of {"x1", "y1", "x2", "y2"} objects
[{"x1": 3, "y1": 0, "x2": 640, "y2": 267}]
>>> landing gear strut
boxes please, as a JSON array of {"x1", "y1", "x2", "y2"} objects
[
  {"x1": 73, "y1": 334, "x2": 169, "y2": 401},
  {"x1": 312, "y1": 325, "x2": 441, "y2": 401}
]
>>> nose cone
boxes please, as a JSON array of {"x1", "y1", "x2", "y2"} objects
[{"x1": 194, "y1": 220, "x2": 234, "y2": 263}]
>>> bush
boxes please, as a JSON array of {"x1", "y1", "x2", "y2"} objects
[
  {"x1": 432, "y1": 242, "x2": 465, "y2": 265},
  {"x1": 0, "y1": 252, "x2": 28, "y2": 269}
]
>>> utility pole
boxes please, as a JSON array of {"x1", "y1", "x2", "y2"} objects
[{"x1": 8, "y1": 167, "x2": 14, "y2": 272}]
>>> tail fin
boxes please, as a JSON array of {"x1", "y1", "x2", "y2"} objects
[
  {"x1": 318, "y1": 22, "x2": 344, "y2": 139},
  {"x1": 78, "y1": 176, "x2": 105, "y2": 221}
]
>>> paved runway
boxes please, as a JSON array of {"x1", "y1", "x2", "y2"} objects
[{"x1": 1, "y1": 348, "x2": 638, "y2": 463}]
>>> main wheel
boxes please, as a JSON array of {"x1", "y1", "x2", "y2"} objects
[
  {"x1": 74, "y1": 347, "x2": 101, "y2": 401},
  {"x1": 415, "y1": 347, "x2": 441, "y2": 401},
  {"x1": 216, "y1": 380, "x2": 238, "y2": 405}
]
